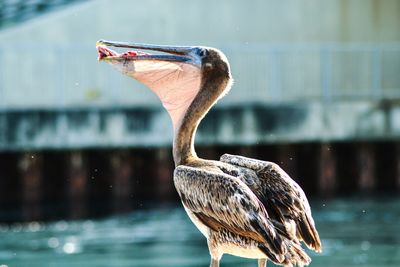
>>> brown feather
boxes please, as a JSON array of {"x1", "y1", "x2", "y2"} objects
[
  {"x1": 220, "y1": 154, "x2": 322, "y2": 253},
  {"x1": 174, "y1": 165, "x2": 286, "y2": 257}
]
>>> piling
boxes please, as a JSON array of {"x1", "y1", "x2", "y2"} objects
[
  {"x1": 396, "y1": 143, "x2": 400, "y2": 191},
  {"x1": 154, "y1": 148, "x2": 174, "y2": 200},
  {"x1": 19, "y1": 152, "x2": 43, "y2": 220},
  {"x1": 1, "y1": 140, "x2": 399, "y2": 221},
  {"x1": 237, "y1": 146, "x2": 257, "y2": 159},
  {"x1": 199, "y1": 146, "x2": 219, "y2": 161},
  {"x1": 67, "y1": 151, "x2": 88, "y2": 219},
  {"x1": 277, "y1": 144, "x2": 297, "y2": 179},
  {"x1": 357, "y1": 143, "x2": 376, "y2": 192},
  {"x1": 318, "y1": 143, "x2": 336, "y2": 196},
  {"x1": 110, "y1": 150, "x2": 133, "y2": 212}
]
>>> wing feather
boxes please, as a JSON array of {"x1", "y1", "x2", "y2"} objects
[
  {"x1": 174, "y1": 165, "x2": 285, "y2": 258},
  {"x1": 220, "y1": 154, "x2": 322, "y2": 252}
]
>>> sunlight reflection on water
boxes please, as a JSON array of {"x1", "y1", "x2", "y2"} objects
[{"x1": 0, "y1": 197, "x2": 399, "y2": 267}]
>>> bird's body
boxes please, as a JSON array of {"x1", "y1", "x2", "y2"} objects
[
  {"x1": 174, "y1": 156, "x2": 319, "y2": 266},
  {"x1": 97, "y1": 40, "x2": 321, "y2": 267}
]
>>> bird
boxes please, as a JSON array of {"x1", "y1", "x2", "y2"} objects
[{"x1": 96, "y1": 40, "x2": 322, "y2": 267}]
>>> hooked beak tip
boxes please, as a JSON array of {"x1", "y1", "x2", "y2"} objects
[{"x1": 96, "y1": 40, "x2": 107, "y2": 47}]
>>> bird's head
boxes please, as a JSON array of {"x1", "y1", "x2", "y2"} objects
[{"x1": 96, "y1": 40, "x2": 232, "y2": 129}]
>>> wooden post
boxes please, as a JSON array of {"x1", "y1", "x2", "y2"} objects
[
  {"x1": 318, "y1": 143, "x2": 336, "y2": 196},
  {"x1": 395, "y1": 143, "x2": 400, "y2": 191},
  {"x1": 110, "y1": 150, "x2": 133, "y2": 212},
  {"x1": 19, "y1": 152, "x2": 42, "y2": 221},
  {"x1": 67, "y1": 151, "x2": 88, "y2": 219},
  {"x1": 0, "y1": 153, "x2": 12, "y2": 207},
  {"x1": 155, "y1": 148, "x2": 174, "y2": 200},
  {"x1": 357, "y1": 143, "x2": 375, "y2": 192},
  {"x1": 277, "y1": 144, "x2": 297, "y2": 179},
  {"x1": 197, "y1": 145, "x2": 219, "y2": 162},
  {"x1": 238, "y1": 146, "x2": 257, "y2": 159}
]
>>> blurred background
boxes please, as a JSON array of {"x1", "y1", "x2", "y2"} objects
[{"x1": 0, "y1": 0, "x2": 399, "y2": 266}]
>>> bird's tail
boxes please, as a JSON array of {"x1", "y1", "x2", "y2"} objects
[
  {"x1": 283, "y1": 239, "x2": 311, "y2": 267},
  {"x1": 296, "y1": 214, "x2": 322, "y2": 253},
  {"x1": 258, "y1": 238, "x2": 311, "y2": 267}
]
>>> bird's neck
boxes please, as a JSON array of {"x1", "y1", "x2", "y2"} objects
[{"x1": 172, "y1": 76, "x2": 230, "y2": 166}]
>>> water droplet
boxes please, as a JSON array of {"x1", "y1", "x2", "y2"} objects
[
  {"x1": 353, "y1": 253, "x2": 368, "y2": 264},
  {"x1": 361, "y1": 241, "x2": 371, "y2": 251},
  {"x1": 82, "y1": 220, "x2": 94, "y2": 231},
  {"x1": 12, "y1": 223, "x2": 22, "y2": 232},
  {"x1": 55, "y1": 221, "x2": 68, "y2": 231},
  {"x1": 28, "y1": 221, "x2": 41, "y2": 232},
  {"x1": 63, "y1": 242, "x2": 77, "y2": 254},
  {"x1": 0, "y1": 264, "x2": 9, "y2": 267},
  {"x1": 48, "y1": 237, "x2": 60, "y2": 248},
  {"x1": 0, "y1": 224, "x2": 9, "y2": 232}
]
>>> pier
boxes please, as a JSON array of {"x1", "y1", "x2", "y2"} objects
[{"x1": 0, "y1": 0, "x2": 399, "y2": 221}]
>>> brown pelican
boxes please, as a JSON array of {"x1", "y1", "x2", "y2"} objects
[{"x1": 96, "y1": 40, "x2": 321, "y2": 267}]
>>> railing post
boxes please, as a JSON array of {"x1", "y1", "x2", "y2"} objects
[
  {"x1": 321, "y1": 48, "x2": 332, "y2": 102},
  {"x1": 0, "y1": 47, "x2": 3, "y2": 110},
  {"x1": 269, "y1": 49, "x2": 281, "y2": 102},
  {"x1": 57, "y1": 46, "x2": 66, "y2": 108},
  {"x1": 371, "y1": 48, "x2": 382, "y2": 98}
]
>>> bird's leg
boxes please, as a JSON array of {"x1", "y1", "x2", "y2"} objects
[
  {"x1": 207, "y1": 235, "x2": 221, "y2": 267},
  {"x1": 210, "y1": 258, "x2": 220, "y2": 267},
  {"x1": 258, "y1": 258, "x2": 267, "y2": 267}
]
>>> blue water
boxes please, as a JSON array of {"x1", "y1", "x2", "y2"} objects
[{"x1": 0, "y1": 197, "x2": 399, "y2": 267}]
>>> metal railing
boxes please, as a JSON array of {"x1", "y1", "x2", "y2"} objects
[
  {"x1": 0, "y1": 43, "x2": 399, "y2": 111},
  {"x1": 222, "y1": 43, "x2": 400, "y2": 103}
]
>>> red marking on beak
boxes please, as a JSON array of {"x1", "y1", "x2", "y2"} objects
[
  {"x1": 97, "y1": 46, "x2": 117, "y2": 60},
  {"x1": 120, "y1": 51, "x2": 149, "y2": 57},
  {"x1": 97, "y1": 45, "x2": 149, "y2": 60}
]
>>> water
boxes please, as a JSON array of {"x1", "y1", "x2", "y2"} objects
[{"x1": 0, "y1": 197, "x2": 399, "y2": 267}]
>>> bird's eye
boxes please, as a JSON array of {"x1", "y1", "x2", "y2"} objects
[{"x1": 196, "y1": 48, "x2": 207, "y2": 57}]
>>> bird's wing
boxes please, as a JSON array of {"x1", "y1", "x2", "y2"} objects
[
  {"x1": 220, "y1": 154, "x2": 322, "y2": 252},
  {"x1": 174, "y1": 165, "x2": 286, "y2": 261}
]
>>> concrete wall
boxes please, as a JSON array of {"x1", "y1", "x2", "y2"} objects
[{"x1": 1, "y1": 100, "x2": 400, "y2": 151}]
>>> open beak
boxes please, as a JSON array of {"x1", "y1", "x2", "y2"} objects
[
  {"x1": 96, "y1": 40, "x2": 200, "y2": 66},
  {"x1": 96, "y1": 40, "x2": 204, "y2": 129}
]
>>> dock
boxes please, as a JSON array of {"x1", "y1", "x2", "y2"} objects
[{"x1": 0, "y1": 0, "x2": 399, "y2": 221}]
